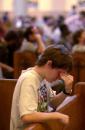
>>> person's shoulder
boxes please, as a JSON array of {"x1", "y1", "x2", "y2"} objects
[
  {"x1": 65, "y1": 14, "x2": 79, "y2": 24},
  {"x1": 20, "y1": 68, "x2": 40, "y2": 80},
  {"x1": 72, "y1": 44, "x2": 85, "y2": 53}
]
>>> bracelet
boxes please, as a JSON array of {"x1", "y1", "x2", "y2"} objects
[
  {"x1": 62, "y1": 87, "x2": 72, "y2": 95},
  {"x1": 60, "y1": 79, "x2": 72, "y2": 95}
]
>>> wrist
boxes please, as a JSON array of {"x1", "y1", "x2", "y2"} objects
[
  {"x1": 62, "y1": 87, "x2": 72, "y2": 96},
  {"x1": 61, "y1": 79, "x2": 72, "y2": 95}
]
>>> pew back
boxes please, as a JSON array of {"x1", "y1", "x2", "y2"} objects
[
  {"x1": 0, "y1": 79, "x2": 17, "y2": 130},
  {"x1": 0, "y1": 79, "x2": 85, "y2": 130},
  {"x1": 72, "y1": 52, "x2": 85, "y2": 84},
  {"x1": 14, "y1": 51, "x2": 37, "y2": 78}
]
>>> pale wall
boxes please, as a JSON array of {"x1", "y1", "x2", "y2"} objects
[{"x1": 0, "y1": 0, "x2": 78, "y2": 13}]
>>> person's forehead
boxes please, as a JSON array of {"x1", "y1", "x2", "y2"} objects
[{"x1": 54, "y1": 68, "x2": 67, "y2": 72}]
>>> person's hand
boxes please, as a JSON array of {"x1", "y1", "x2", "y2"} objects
[
  {"x1": 60, "y1": 73, "x2": 74, "y2": 94},
  {"x1": 60, "y1": 113, "x2": 69, "y2": 125},
  {"x1": 33, "y1": 33, "x2": 42, "y2": 42},
  {"x1": 55, "y1": 112, "x2": 69, "y2": 125}
]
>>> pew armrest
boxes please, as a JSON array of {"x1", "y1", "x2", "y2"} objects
[{"x1": 56, "y1": 95, "x2": 77, "y2": 111}]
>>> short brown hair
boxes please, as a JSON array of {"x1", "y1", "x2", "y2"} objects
[{"x1": 36, "y1": 45, "x2": 73, "y2": 72}]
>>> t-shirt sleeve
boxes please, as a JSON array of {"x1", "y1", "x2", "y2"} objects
[{"x1": 19, "y1": 78, "x2": 38, "y2": 117}]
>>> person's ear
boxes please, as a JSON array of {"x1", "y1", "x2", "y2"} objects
[{"x1": 47, "y1": 60, "x2": 52, "y2": 68}]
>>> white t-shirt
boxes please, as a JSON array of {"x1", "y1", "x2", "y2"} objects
[
  {"x1": 65, "y1": 14, "x2": 84, "y2": 32},
  {"x1": 10, "y1": 68, "x2": 54, "y2": 130}
]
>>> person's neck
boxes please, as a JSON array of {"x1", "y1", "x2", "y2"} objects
[{"x1": 33, "y1": 65, "x2": 45, "y2": 79}]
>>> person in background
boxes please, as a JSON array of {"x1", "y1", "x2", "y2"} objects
[
  {"x1": 51, "y1": 15, "x2": 65, "y2": 43},
  {"x1": 67, "y1": 5, "x2": 77, "y2": 17},
  {"x1": 10, "y1": 45, "x2": 73, "y2": 130},
  {"x1": 65, "y1": 11, "x2": 85, "y2": 33},
  {"x1": 59, "y1": 23, "x2": 73, "y2": 52},
  {"x1": 4, "y1": 30, "x2": 22, "y2": 67},
  {"x1": 72, "y1": 29, "x2": 85, "y2": 53},
  {"x1": 19, "y1": 26, "x2": 45, "y2": 55},
  {"x1": 0, "y1": 39, "x2": 14, "y2": 78}
]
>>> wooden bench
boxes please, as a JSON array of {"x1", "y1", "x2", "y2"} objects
[
  {"x1": 72, "y1": 52, "x2": 85, "y2": 84},
  {"x1": 0, "y1": 78, "x2": 85, "y2": 130},
  {"x1": 0, "y1": 79, "x2": 17, "y2": 130},
  {"x1": 13, "y1": 51, "x2": 37, "y2": 78}
]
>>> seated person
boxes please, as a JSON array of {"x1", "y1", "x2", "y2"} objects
[
  {"x1": 19, "y1": 26, "x2": 46, "y2": 54},
  {"x1": 10, "y1": 45, "x2": 73, "y2": 130},
  {"x1": 72, "y1": 29, "x2": 85, "y2": 53},
  {"x1": 4, "y1": 30, "x2": 22, "y2": 67},
  {"x1": 0, "y1": 40, "x2": 14, "y2": 78}
]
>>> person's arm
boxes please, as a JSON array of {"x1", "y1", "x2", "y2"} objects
[
  {"x1": 61, "y1": 74, "x2": 73, "y2": 94},
  {"x1": 36, "y1": 34, "x2": 46, "y2": 53},
  {"x1": 0, "y1": 62, "x2": 14, "y2": 72},
  {"x1": 32, "y1": 26, "x2": 46, "y2": 54},
  {"x1": 50, "y1": 92, "x2": 67, "y2": 108},
  {"x1": 34, "y1": 34, "x2": 45, "y2": 54},
  {"x1": 21, "y1": 111, "x2": 69, "y2": 125},
  {"x1": 50, "y1": 74, "x2": 73, "y2": 108}
]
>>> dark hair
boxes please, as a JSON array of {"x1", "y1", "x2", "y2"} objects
[
  {"x1": 4, "y1": 30, "x2": 19, "y2": 42},
  {"x1": 24, "y1": 26, "x2": 34, "y2": 41},
  {"x1": 72, "y1": 29, "x2": 84, "y2": 45},
  {"x1": 59, "y1": 23, "x2": 71, "y2": 37},
  {"x1": 36, "y1": 45, "x2": 73, "y2": 72},
  {"x1": 80, "y1": 11, "x2": 85, "y2": 17},
  {"x1": 4, "y1": 30, "x2": 21, "y2": 50}
]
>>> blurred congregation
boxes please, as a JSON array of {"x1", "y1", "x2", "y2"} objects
[
  {"x1": 0, "y1": 0, "x2": 85, "y2": 79},
  {"x1": 0, "y1": 0, "x2": 85, "y2": 130}
]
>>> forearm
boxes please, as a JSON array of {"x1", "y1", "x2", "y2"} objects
[
  {"x1": 0, "y1": 62, "x2": 14, "y2": 72},
  {"x1": 21, "y1": 111, "x2": 68, "y2": 124},
  {"x1": 50, "y1": 92, "x2": 67, "y2": 108},
  {"x1": 36, "y1": 38, "x2": 45, "y2": 53}
]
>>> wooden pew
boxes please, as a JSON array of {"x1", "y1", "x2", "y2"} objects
[
  {"x1": 13, "y1": 51, "x2": 85, "y2": 83},
  {"x1": 72, "y1": 52, "x2": 85, "y2": 84},
  {"x1": 0, "y1": 79, "x2": 17, "y2": 130},
  {"x1": 0, "y1": 79, "x2": 85, "y2": 130},
  {"x1": 23, "y1": 82, "x2": 85, "y2": 130},
  {"x1": 13, "y1": 51, "x2": 37, "y2": 78}
]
